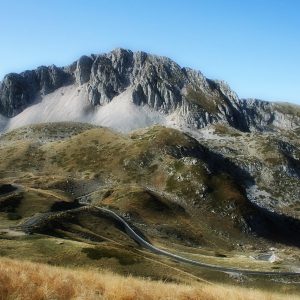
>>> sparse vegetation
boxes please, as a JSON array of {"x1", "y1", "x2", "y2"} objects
[
  {"x1": 274, "y1": 103, "x2": 300, "y2": 117},
  {"x1": 213, "y1": 124, "x2": 242, "y2": 136},
  {"x1": 186, "y1": 87, "x2": 219, "y2": 113}
]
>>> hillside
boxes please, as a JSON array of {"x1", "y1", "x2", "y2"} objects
[{"x1": 0, "y1": 123, "x2": 299, "y2": 294}]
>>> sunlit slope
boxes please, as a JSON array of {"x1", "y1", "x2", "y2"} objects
[{"x1": 0, "y1": 122, "x2": 298, "y2": 250}]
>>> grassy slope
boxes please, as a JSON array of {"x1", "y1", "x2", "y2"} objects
[
  {"x1": 0, "y1": 122, "x2": 299, "y2": 291},
  {"x1": 0, "y1": 257, "x2": 299, "y2": 300},
  {"x1": 0, "y1": 124, "x2": 296, "y2": 242},
  {"x1": 0, "y1": 123, "x2": 255, "y2": 243}
]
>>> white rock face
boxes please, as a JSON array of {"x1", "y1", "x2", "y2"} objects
[
  {"x1": 5, "y1": 85, "x2": 90, "y2": 131},
  {"x1": 4, "y1": 84, "x2": 167, "y2": 133},
  {"x1": 89, "y1": 87, "x2": 166, "y2": 132}
]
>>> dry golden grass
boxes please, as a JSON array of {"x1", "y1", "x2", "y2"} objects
[{"x1": 0, "y1": 258, "x2": 299, "y2": 300}]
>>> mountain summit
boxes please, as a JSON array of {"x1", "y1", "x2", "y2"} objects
[{"x1": 0, "y1": 48, "x2": 299, "y2": 133}]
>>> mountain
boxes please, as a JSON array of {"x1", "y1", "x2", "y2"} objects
[
  {"x1": 0, "y1": 49, "x2": 299, "y2": 291},
  {"x1": 0, "y1": 48, "x2": 299, "y2": 133}
]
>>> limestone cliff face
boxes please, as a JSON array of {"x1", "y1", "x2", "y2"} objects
[
  {"x1": 0, "y1": 65, "x2": 71, "y2": 117},
  {"x1": 240, "y1": 98, "x2": 300, "y2": 131},
  {"x1": 0, "y1": 48, "x2": 299, "y2": 131}
]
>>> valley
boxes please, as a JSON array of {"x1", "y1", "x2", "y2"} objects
[{"x1": 0, "y1": 122, "x2": 299, "y2": 298}]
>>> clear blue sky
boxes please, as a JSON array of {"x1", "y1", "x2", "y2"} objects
[{"x1": 0, "y1": 0, "x2": 299, "y2": 104}]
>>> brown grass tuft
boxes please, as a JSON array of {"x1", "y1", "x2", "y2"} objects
[{"x1": 0, "y1": 258, "x2": 298, "y2": 300}]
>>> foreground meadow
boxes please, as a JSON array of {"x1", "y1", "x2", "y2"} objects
[{"x1": 0, "y1": 257, "x2": 299, "y2": 300}]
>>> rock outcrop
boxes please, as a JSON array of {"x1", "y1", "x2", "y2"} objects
[
  {"x1": 0, "y1": 65, "x2": 71, "y2": 117},
  {"x1": 0, "y1": 48, "x2": 299, "y2": 131}
]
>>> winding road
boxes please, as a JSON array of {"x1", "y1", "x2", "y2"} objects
[
  {"x1": 92, "y1": 206, "x2": 300, "y2": 277},
  {"x1": 12, "y1": 203, "x2": 300, "y2": 277},
  {"x1": 4, "y1": 180, "x2": 298, "y2": 277}
]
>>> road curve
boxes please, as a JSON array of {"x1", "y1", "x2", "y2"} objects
[
  {"x1": 5, "y1": 184, "x2": 298, "y2": 276},
  {"x1": 94, "y1": 206, "x2": 300, "y2": 277}
]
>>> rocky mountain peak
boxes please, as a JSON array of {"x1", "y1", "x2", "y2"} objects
[{"x1": 0, "y1": 48, "x2": 299, "y2": 132}]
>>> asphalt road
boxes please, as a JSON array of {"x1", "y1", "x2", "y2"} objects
[
  {"x1": 93, "y1": 206, "x2": 300, "y2": 277},
  {"x1": 10, "y1": 185, "x2": 299, "y2": 278}
]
